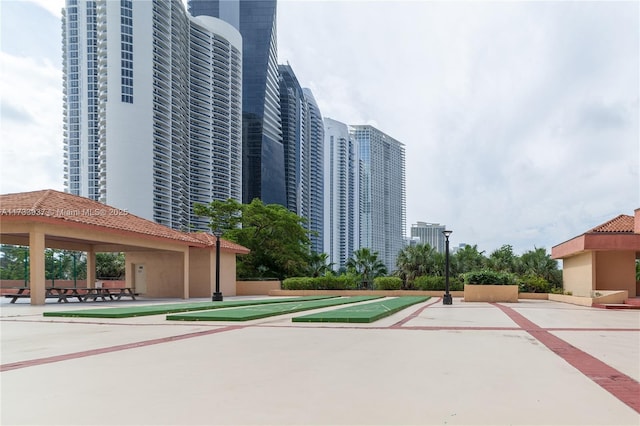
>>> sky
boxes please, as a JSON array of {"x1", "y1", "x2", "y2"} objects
[{"x1": 1, "y1": 0, "x2": 638, "y2": 256}]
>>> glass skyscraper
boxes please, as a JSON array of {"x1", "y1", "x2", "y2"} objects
[
  {"x1": 189, "y1": 0, "x2": 285, "y2": 206},
  {"x1": 303, "y1": 88, "x2": 324, "y2": 254},
  {"x1": 278, "y1": 64, "x2": 324, "y2": 253},
  {"x1": 278, "y1": 64, "x2": 304, "y2": 214},
  {"x1": 351, "y1": 125, "x2": 406, "y2": 272}
]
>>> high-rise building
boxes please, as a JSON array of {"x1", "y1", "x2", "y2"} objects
[
  {"x1": 410, "y1": 222, "x2": 446, "y2": 253},
  {"x1": 189, "y1": 0, "x2": 285, "y2": 206},
  {"x1": 278, "y1": 65, "x2": 324, "y2": 253},
  {"x1": 278, "y1": 64, "x2": 305, "y2": 214},
  {"x1": 62, "y1": 0, "x2": 242, "y2": 231},
  {"x1": 302, "y1": 88, "x2": 324, "y2": 254},
  {"x1": 324, "y1": 118, "x2": 360, "y2": 270},
  {"x1": 351, "y1": 125, "x2": 406, "y2": 272}
]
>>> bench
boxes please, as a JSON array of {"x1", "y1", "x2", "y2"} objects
[{"x1": 3, "y1": 287, "x2": 137, "y2": 303}]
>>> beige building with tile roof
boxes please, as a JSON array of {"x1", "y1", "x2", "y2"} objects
[
  {"x1": 552, "y1": 209, "x2": 640, "y2": 298},
  {"x1": 0, "y1": 190, "x2": 249, "y2": 305}
]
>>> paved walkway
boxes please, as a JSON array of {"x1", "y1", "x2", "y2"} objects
[{"x1": 1, "y1": 297, "x2": 639, "y2": 425}]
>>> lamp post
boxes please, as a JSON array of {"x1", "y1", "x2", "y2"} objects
[
  {"x1": 212, "y1": 228, "x2": 223, "y2": 301},
  {"x1": 442, "y1": 230, "x2": 453, "y2": 305}
]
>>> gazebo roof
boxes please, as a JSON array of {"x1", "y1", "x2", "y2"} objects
[
  {"x1": 0, "y1": 189, "x2": 249, "y2": 253},
  {"x1": 551, "y1": 211, "x2": 640, "y2": 259},
  {"x1": 589, "y1": 214, "x2": 635, "y2": 233}
]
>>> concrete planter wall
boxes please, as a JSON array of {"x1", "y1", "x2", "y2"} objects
[
  {"x1": 236, "y1": 280, "x2": 282, "y2": 296},
  {"x1": 463, "y1": 284, "x2": 518, "y2": 302},
  {"x1": 548, "y1": 290, "x2": 628, "y2": 307}
]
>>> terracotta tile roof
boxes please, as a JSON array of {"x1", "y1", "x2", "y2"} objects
[
  {"x1": 189, "y1": 232, "x2": 250, "y2": 254},
  {"x1": 0, "y1": 189, "x2": 248, "y2": 253},
  {"x1": 588, "y1": 214, "x2": 635, "y2": 233}
]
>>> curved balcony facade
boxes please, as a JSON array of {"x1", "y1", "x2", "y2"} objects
[{"x1": 63, "y1": 0, "x2": 242, "y2": 232}]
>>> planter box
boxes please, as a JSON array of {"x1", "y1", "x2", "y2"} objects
[{"x1": 464, "y1": 284, "x2": 518, "y2": 303}]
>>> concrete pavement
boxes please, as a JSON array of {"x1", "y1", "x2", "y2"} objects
[{"x1": 1, "y1": 297, "x2": 639, "y2": 425}]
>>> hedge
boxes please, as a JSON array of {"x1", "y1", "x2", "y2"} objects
[
  {"x1": 463, "y1": 270, "x2": 516, "y2": 285},
  {"x1": 413, "y1": 276, "x2": 463, "y2": 291},
  {"x1": 282, "y1": 275, "x2": 359, "y2": 290},
  {"x1": 518, "y1": 274, "x2": 552, "y2": 293},
  {"x1": 373, "y1": 276, "x2": 402, "y2": 290}
]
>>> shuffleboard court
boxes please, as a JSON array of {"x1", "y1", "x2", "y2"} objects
[
  {"x1": 292, "y1": 296, "x2": 430, "y2": 323},
  {"x1": 166, "y1": 296, "x2": 382, "y2": 321},
  {"x1": 42, "y1": 296, "x2": 337, "y2": 319}
]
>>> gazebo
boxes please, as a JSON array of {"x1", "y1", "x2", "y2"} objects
[
  {"x1": 551, "y1": 209, "x2": 640, "y2": 298},
  {"x1": 0, "y1": 189, "x2": 249, "y2": 305}
]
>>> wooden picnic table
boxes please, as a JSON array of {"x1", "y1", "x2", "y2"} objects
[{"x1": 3, "y1": 287, "x2": 136, "y2": 303}]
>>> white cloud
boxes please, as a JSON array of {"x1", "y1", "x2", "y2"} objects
[
  {"x1": 0, "y1": 0, "x2": 637, "y2": 257},
  {"x1": 278, "y1": 0, "x2": 639, "y2": 253},
  {"x1": 0, "y1": 52, "x2": 64, "y2": 194},
  {"x1": 25, "y1": 0, "x2": 64, "y2": 18}
]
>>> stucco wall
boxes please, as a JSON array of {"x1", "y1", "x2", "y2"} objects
[
  {"x1": 188, "y1": 248, "x2": 238, "y2": 297},
  {"x1": 126, "y1": 251, "x2": 185, "y2": 298},
  {"x1": 237, "y1": 280, "x2": 281, "y2": 295},
  {"x1": 220, "y1": 252, "x2": 237, "y2": 296},
  {"x1": 463, "y1": 285, "x2": 518, "y2": 302},
  {"x1": 188, "y1": 248, "x2": 211, "y2": 298},
  {"x1": 595, "y1": 251, "x2": 636, "y2": 297},
  {"x1": 562, "y1": 252, "x2": 594, "y2": 297}
]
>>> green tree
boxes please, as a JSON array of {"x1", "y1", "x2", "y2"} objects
[
  {"x1": 95, "y1": 252, "x2": 125, "y2": 279},
  {"x1": 487, "y1": 244, "x2": 518, "y2": 273},
  {"x1": 46, "y1": 249, "x2": 81, "y2": 281},
  {"x1": 346, "y1": 247, "x2": 387, "y2": 289},
  {"x1": 193, "y1": 198, "x2": 243, "y2": 232},
  {"x1": 1, "y1": 246, "x2": 87, "y2": 283},
  {"x1": 518, "y1": 247, "x2": 562, "y2": 287},
  {"x1": 395, "y1": 244, "x2": 445, "y2": 288},
  {"x1": 0, "y1": 244, "x2": 30, "y2": 281},
  {"x1": 307, "y1": 252, "x2": 334, "y2": 277},
  {"x1": 195, "y1": 198, "x2": 311, "y2": 280},
  {"x1": 451, "y1": 244, "x2": 486, "y2": 275}
]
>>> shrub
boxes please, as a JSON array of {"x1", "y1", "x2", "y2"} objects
[
  {"x1": 463, "y1": 270, "x2": 516, "y2": 285},
  {"x1": 373, "y1": 276, "x2": 402, "y2": 290},
  {"x1": 317, "y1": 275, "x2": 358, "y2": 290},
  {"x1": 414, "y1": 276, "x2": 463, "y2": 291},
  {"x1": 282, "y1": 275, "x2": 359, "y2": 290},
  {"x1": 518, "y1": 274, "x2": 551, "y2": 293},
  {"x1": 282, "y1": 277, "x2": 315, "y2": 290}
]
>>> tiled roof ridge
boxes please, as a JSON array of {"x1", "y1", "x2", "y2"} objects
[
  {"x1": 589, "y1": 214, "x2": 634, "y2": 233},
  {"x1": 32, "y1": 189, "x2": 54, "y2": 210}
]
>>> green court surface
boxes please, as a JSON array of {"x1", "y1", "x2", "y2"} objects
[
  {"x1": 292, "y1": 296, "x2": 430, "y2": 323},
  {"x1": 166, "y1": 296, "x2": 382, "y2": 321},
  {"x1": 42, "y1": 296, "x2": 337, "y2": 319}
]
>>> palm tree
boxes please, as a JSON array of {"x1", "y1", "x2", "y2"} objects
[
  {"x1": 395, "y1": 244, "x2": 440, "y2": 288},
  {"x1": 307, "y1": 252, "x2": 334, "y2": 277},
  {"x1": 346, "y1": 248, "x2": 387, "y2": 289},
  {"x1": 487, "y1": 244, "x2": 518, "y2": 273},
  {"x1": 395, "y1": 246, "x2": 416, "y2": 288},
  {"x1": 519, "y1": 247, "x2": 561, "y2": 287},
  {"x1": 451, "y1": 244, "x2": 486, "y2": 275}
]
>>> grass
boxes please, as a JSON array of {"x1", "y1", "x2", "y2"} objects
[
  {"x1": 41, "y1": 296, "x2": 337, "y2": 319},
  {"x1": 292, "y1": 296, "x2": 430, "y2": 323},
  {"x1": 166, "y1": 296, "x2": 382, "y2": 321}
]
